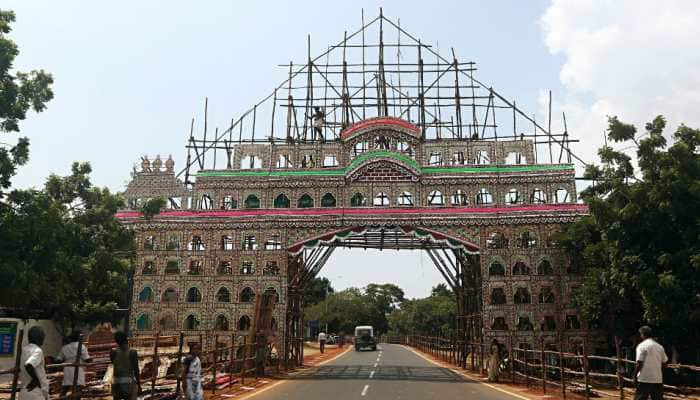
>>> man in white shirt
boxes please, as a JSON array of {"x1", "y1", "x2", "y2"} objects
[
  {"x1": 56, "y1": 331, "x2": 92, "y2": 399},
  {"x1": 634, "y1": 325, "x2": 668, "y2": 400},
  {"x1": 317, "y1": 331, "x2": 327, "y2": 354},
  {"x1": 19, "y1": 326, "x2": 49, "y2": 400}
]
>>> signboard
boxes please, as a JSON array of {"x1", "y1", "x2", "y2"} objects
[{"x1": 0, "y1": 321, "x2": 18, "y2": 357}]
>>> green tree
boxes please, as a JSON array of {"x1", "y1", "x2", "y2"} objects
[
  {"x1": 388, "y1": 284, "x2": 456, "y2": 336},
  {"x1": 302, "y1": 277, "x2": 334, "y2": 306},
  {"x1": 555, "y1": 116, "x2": 700, "y2": 359},
  {"x1": 0, "y1": 163, "x2": 134, "y2": 330},
  {"x1": 0, "y1": 10, "x2": 53, "y2": 195}
]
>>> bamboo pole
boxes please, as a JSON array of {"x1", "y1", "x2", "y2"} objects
[
  {"x1": 541, "y1": 337, "x2": 547, "y2": 394},
  {"x1": 615, "y1": 337, "x2": 624, "y2": 400},
  {"x1": 559, "y1": 336, "x2": 566, "y2": 399},
  {"x1": 70, "y1": 334, "x2": 83, "y2": 400},
  {"x1": 9, "y1": 328, "x2": 24, "y2": 400},
  {"x1": 150, "y1": 331, "x2": 160, "y2": 398},
  {"x1": 583, "y1": 339, "x2": 590, "y2": 400},
  {"x1": 175, "y1": 332, "x2": 184, "y2": 396},
  {"x1": 211, "y1": 334, "x2": 219, "y2": 394}
]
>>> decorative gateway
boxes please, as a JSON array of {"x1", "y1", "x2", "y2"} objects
[{"x1": 117, "y1": 11, "x2": 589, "y2": 364}]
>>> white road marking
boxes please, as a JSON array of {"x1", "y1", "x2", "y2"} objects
[
  {"x1": 361, "y1": 384, "x2": 370, "y2": 396},
  {"x1": 369, "y1": 371, "x2": 375, "y2": 379},
  {"x1": 373, "y1": 362, "x2": 378, "y2": 367}
]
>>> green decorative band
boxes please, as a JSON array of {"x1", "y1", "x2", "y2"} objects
[{"x1": 197, "y1": 152, "x2": 574, "y2": 178}]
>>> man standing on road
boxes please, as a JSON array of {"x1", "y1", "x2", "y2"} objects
[
  {"x1": 20, "y1": 326, "x2": 49, "y2": 400},
  {"x1": 56, "y1": 331, "x2": 92, "y2": 399},
  {"x1": 634, "y1": 325, "x2": 668, "y2": 400},
  {"x1": 317, "y1": 331, "x2": 327, "y2": 354}
]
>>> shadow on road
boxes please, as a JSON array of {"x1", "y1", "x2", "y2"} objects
[{"x1": 289, "y1": 365, "x2": 467, "y2": 382}]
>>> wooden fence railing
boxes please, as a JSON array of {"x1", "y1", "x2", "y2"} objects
[
  {"x1": 390, "y1": 335, "x2": 700, "y2": 400},
  {"x1": 0, "y1": 330, "x2": 280, "y2": 400}
]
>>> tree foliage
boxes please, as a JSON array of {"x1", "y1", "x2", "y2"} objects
[
  {"x1": 0, "y1": 10, "x2": 53, "y2": 195},
  {"x1": 304, "y1": 283, "x2": 404, "y2": 334},
  {"x1": 302, "y1": 277, "x2": 334, "y2": 306},
  {"x1": 0, "y1": 163, "x2": 134, "y2": 330},
  {"x1": 388, "y1": 284, "x2": 456, "y2": 336},
  {"x1": 555, "y1": 115, "x2": 700, "y2": 358}
]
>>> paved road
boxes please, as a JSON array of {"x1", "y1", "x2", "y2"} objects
[{"x1": 253, "y1": 344, "x2": 520, "y2": 399}]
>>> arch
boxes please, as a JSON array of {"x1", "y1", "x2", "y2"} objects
[
  {"x1": 264, "y1": 287, "x2": 280, "y2": 303},
  {"x1": 373, "y1": 192, "x2": 390, "y2": 206},
  {"x1": 541, "y1": 316, "x2": 557, "y2": 331},
  {"x1": 476, "y1": 188, "x2": 493, "y2": 205},
  {"x1": 531, "y1": 188, "x2": 547, "y2": 204},
  {"x1": 397, "y1": 191, "x2": 413, "y2": 206},
  {"x1": 565, "y1": 315, "x2": 581, "y2": 330},
  {"x1": 486, "y1": 232, "x2": 508, "y2": 249},
  {"x1": 186, "y1": 287, "x2": 202, "y2": 303},
  {"x1": 159, "y1": 313, "x2": 176, "y2": 331},
  {"x1": 184, "y1": 314, "x2": 200, "y2": 330},
  {"x1": 273, "y1": 194, "x2": 290, "y2": 208},
  {"x1": 164, "y1": 260, "x2": 180, "y2": 274},
  {"x1": 321, "y1": 193, "x2": 337, "y2": 207},
  {"x1": 539, "y1": 287, "x2": 555, "y2": 304},
  {"x1": 475, "y1": 150, "x2": 490, "y2": 164},
  {"x1": 263, "y1": 261, "x2": 280, "y2": 275},
  {"x1": 323, "y1": 155, "x2": 338, "y2": 167},
  {"x1": 162, "y1": 288, "x2": 178, "y2": 303},
  {"x1": 244, "y1": 194, "x2": 260, "y2": 209},
  {"x1": 451, "y1": 190, "x2": 469, "y2": 206},
  {"x1": 516, "y1": 231, "x2": 538, "y2": 249},
  {"x1": 514, "y1": 287, "x2": 531, "y2": 304},
  {"x1": 221, "y1": 195, "x2": 237, "y2": 210},
  {"x1": 298, "y1": 194, "x2": 314, "y2": 208},
  {"x1": 136, "y1": 313, "x2": 152, "y2": 330},
  {"x1": 512, "y1": 261, "x2": 530, "y2": 275},
  {"x1": 350, "y1": 192, "x2": 366, "y2": 207},
  {"x1": 491, "y1": 317, "x2": 508, "y2": 331},
  {"x1": 188, "y1": 235, "x2": 206, "y2": 251},
  {"x1": 240, "y1": 260, "x2": 255, "y2": 275},
  {"x1": 200, "y1": 193, "x2": 213, "y2": 210},
  {"x1": 240, "y1": 155, "x2": 262, "y2": 169},
  {"x1": 505, "y1": 188, "x2": 520, "y2": 205},
  {"x1": 142, "y1": 261, "x2": 156, "y2": 275},
  {"x1": 216, "y1": 287, "x2": 231, "y2": 302},
  {"x1": 217, "y1": 261, "x2": 232, "y2": 275},
  {"x1": 240, "y1": 287, "x2": 255, "y2": 303},
  {"x1": 427, "y1": 190, "x2": 444, "y2": 206},
  {"x1": 188, "y1": 260, "x2": 203, "y2": 275},
  {"x1": 238, "y1": 315, "x2": 251, "y2": 331},
  {"x1": 143, "y1": 236, "x2": 156, "y2": 250},
  {"x1": 138, "y1": 287, "x2": 153, "y2": 303},
  {"x1": 166, "y1": 236, "x2": 180, "y2": 250},
  {"x1": 505, "y1": 151, "x2": 526, "y2": 165},
  {"x1": 488, "y1": 260, "x2": 505, "y2": 276},
  {"x1": 277, "y1": 154, "x2": 291, "y2": 168},
  {"x1": 537, "y1": 259, "x2": 554, "y2": 275},
  {"x1": 490, "y1": 288, "x2": 506, "y2": 305},
  {"x1": 516, "y1": 316, "x2": 533, "y2": 331},
  {"x1": 214, "y1": 314, "x2": 230, "y2": 331},
  {"x1": 554, "y1": 188, "x2": 569, "y2": 204}
]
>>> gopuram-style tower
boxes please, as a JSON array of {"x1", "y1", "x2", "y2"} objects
[{"x1": 118, "y1": 10, "x2": 589, "y2": 365}]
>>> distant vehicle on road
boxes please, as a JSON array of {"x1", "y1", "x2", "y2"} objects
[{"x1": 354, "y1": 325, "x2": 377, "y2": 351}]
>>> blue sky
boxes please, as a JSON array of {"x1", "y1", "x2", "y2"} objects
[{"x1": 6, "y1": 1, "x2": 700, "y2": 298}]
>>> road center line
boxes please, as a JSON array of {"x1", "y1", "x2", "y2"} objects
[
  {"x1": 373, "y1": 362, "x2": 378, "y2": 367},
  {"x1": 369, "y1": 371, "x2": 375, "y2": 379},
  {"x1": 361, "y1": 384, "x2": 370, "y2": 396}
]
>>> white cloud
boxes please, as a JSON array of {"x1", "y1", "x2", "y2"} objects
[{"x1": 540, "y1": 0, "x2": 700, "y2": 167}]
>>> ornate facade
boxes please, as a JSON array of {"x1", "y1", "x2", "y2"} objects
[{"x1": 118, "y1": 117, "x2": 588, "y2": 355}]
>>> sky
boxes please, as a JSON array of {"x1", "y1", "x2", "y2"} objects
[{"x1": 5, "y1": 0, "x2": 700, "y2": 298}]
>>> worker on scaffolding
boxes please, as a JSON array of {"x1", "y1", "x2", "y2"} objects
[{"x1": 308, "y1": 106, "x2": 325, "y2": 141}]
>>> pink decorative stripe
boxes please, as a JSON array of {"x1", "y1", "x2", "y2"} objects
[
  {"x1": 340, "y1": 117, "x2": 420, "y2": 139},
  {"x1": 115, "y1": 204, "x2": 588, "y2": 219}
]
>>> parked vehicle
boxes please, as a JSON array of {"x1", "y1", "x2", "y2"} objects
[{"x1": 354, "y1": 325, "x2": 377, "y2": 351}]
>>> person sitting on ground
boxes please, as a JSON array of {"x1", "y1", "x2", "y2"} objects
[
  {"x1": 110, "y1": 332, "x2": 140, "y2": 400},
  {"x1": 20, "y1": 326, "x2": 49, "y2": 400},
  {"x1": 56, "y1": 331, "x2": 92, "y2": 399},
  {"x1": 182, "y1": 343, "x2": 203, "y2": 400}
]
